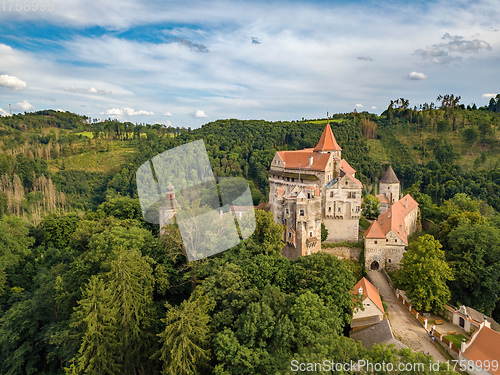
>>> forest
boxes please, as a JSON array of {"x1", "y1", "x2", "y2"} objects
[{"x1": 0, "y1": 94, "x2": 500, "y2": 374}]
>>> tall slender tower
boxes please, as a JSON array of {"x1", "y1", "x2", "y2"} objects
[
  {"x1": 379, "y1": 166, "x2": 400, "y2": 203},
  {"x1": 159, "y1": 183, "x2": 180, "y2": 232}
]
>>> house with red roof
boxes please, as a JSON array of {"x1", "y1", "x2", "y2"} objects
[
  {"x1": 363, "y1": 182, "x2": 419, "y2": 270},
  {"x1": 351, "y1": 277, "x2": 385, "y2": 330},
  {"x1": 460, "y1": 319, "x2": 500, "y2": 375},
  {"x1": 268, "y1": 123, "x2": 362, "y2": 259}
]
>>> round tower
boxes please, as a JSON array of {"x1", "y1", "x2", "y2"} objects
[
  {"x1": 159, "y1": 183, "x2": 180, "y2": 230},
  {"x1": 379, "y1": 166, "x2": 400, "y2": 204}
]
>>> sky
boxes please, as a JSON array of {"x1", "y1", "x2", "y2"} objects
[{"x1": 0, "y1": 0, "x2": 499, "y2": 128}]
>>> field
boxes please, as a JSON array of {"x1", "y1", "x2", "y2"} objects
[{"x1": 47, "y1": 143, "x2": 137, "y2": 174}]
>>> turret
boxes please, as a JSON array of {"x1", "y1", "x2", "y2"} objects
[{"x1": 379, "y1": 166, "x2": 400, "y2": 204}]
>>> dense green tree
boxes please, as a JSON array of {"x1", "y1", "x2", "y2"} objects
[
  {"x1": 68, "y1": 276, "x2": 120, "y2": 375},
  {"x1": 461, "y1": 126, "x2": 479, "y2": 155},
  {"x1": 0, "y1": 216, "x2": 33, "y2": 298},
  {"x1": 246, "y1": 209, "x2": 284, "y2": 256},
  {"x1": 362, "y1": 194, "x2": 380, "y2": 219},
  {"x1": 106, "y1": 247, "x2": 155, "y2": 374},
  {"x1": 320, "y1": 223, "x2": 328, "y2": 242},
  {"x1": 447, "y1": 224, "x2": 500, "y2": 315},
  {"x1": 157, "y1": 295, "x2": 214, "y2": 375},
  {"x1": 396, "y1": 235, "x2": 453, "y2": 312},
  {"x1": 290, "y1": 252, "x2": 357, "y2": 328}
]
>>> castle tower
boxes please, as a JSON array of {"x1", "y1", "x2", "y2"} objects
[
  {"x1": 379, "y1": 166, "x2": 400, "y2": 204},
  {"x1": 159, "y1": 183, "x2": 180, "y2": 232},
  {"x1": 313, "y1": 122, "x2": 342, "y2": 159}
]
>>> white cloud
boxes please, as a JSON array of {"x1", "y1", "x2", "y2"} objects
[
  {"x1": 371, "y1": 106, "x2": 377, "y2": 110},
  {"x1": 64, "y1": 86, "x2": 111, "y2": 95},
  {"x1": 191, "y1": 109, "x2": 208, "y2": 118},
  {"x1": 164, "y1": 112, "x2": 172, "y2": 116},
  {"x1": 123, "y1": 107, "x2": 154, "y2": 116},
  {"x1": 355, "y1": 104, "x2": 364, "y2": 108},
  {"x1": 414, "y1": 33, "x2": 492, "y2": 64},
  {"x1": 14, "y1": 100, "x2": 34, "y2": 111},
  {"x1": 104, "y1": 107, "x2": 154, "y2": 116},
  {"x1": 0, "y1": 108, "x2": 10, "y2": 116},
  {"x1": 482, "y1": 93, "x2": 498, "y2": 98},
  {"x1": 407, "y1": 71, "x2": 427, "y2": 80},
  {"x1": 105, "y1": 108, "x2": 123, "y2": 116},
  {"x1": 0, "y1": 74, "x2": 27, "y2": 90}
]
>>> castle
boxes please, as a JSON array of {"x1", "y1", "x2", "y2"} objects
[
  {"x1": 268, "y1": 123, "x2": 362, "y2": 259},
  {"x1": 268, "y1": 123, "x2": 419, "y2": 268}
]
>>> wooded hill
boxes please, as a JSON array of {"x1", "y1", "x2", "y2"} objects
[
  {"x1": 0, "y1": 95, "x2": 499, "y2": 374},
  {"x1": 1, "y1": 95, "x2": 500, "y2": 223}
]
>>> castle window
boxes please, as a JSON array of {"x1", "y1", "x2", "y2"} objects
[
  {"x1": 345, "y1": 181, "x2": 348, "y2": 185},
  {"x1": 328, "y1": 207, "x2": 331, "y2": 212},
  {"x1": 310, "y1": 232, "x2": 313, "y2": 237},
  {"x1": 307, "y1": 193, "x2": 311, "y2": 199},
  {"x1": 395, "y1": 239, "x2": 397, "y2": 243},
  {"x1": 291, "y1": 178, "x2": 294, "y2": 182},
  {"x1": 388, "y1": 259, "x2": 392, "y2": 263},
  {"x1": 288, "y1": 232, "x2": 292, "y2": 238},
  {"x1": 300, "y1": 210, "x2": 304, "y2": 216},
  {"x1": 374, "y1": 241, "x2": 377, "y2": 244},
  {"x1": 386, "y1": 239, "x2": 388, "y2": 242},
  {"x1": 352, "y1": 192, "x2": 356, "y2": 198},
  {"x1": 330, "y1": 191, "x2": 333, "y2": 197},
  {"x1": 338, "y1": 207, "x2": 341, "y2": 212},
  {"x1": 286, "y1": 208, "x2": 289, "y2": 214}
]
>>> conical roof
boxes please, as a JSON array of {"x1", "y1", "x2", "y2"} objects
[
  {"x1": 313, "y1": 123, "x2": 342, "y2": 152},
  {"x1": 380, "y1": 166, "x2": 399, "y2": 184}
]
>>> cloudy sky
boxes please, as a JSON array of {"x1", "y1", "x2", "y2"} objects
[{"x1": 0, "y1": 0, "x2": 499, "y2": 127}]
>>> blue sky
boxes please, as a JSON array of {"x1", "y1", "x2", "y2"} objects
[{"x1": 0, "y1": 0, "x2": 499, "y2": 128}]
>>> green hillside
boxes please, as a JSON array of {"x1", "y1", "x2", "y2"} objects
[{"x1": 1, "y1": 96, "x2": 500, "y2": 374}]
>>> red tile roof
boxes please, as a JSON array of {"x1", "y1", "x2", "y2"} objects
[
  {"x1": 277, "y1": 150, "x2": 332, "y2": 171},
  {"x1": 376, "y1": 193, "x2": 390, "y2": 204},
  {"x1": 462, "y1": 326, "x2": 500, "y2": 375},
  {"x1": 313, "y1": 123, "x2": 342, "y2": 152},
  {"x1": 341, "y1": 159, "x2": 356, "y2": 175},
  {"x1": 364, "y1": 220, "x2": 386, "y2": 239},
  {"x1": 370, "y1": 194, "x2": 418, "y2": 244},
  {"x1": 352, "y1": 277, "x2": 384, "y2": 313}
]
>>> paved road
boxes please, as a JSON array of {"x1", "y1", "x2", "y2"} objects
[{"x1": 368, "y1": 270, "x2": 446, "y2": 362}]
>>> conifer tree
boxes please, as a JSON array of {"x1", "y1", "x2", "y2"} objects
[
  {"x1": 69, "y1": 275, "x2": 121, "y2": 375},
  {"x1": 157, "y1": 295, "x2": 214, "y2": 375},
  {"x1": 107, "y1": 246, "x2": 154, "y2": 374}
]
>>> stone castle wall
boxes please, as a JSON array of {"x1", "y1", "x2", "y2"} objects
[
  {"x1": 321, "y1": 246, "x2": 361, "y2": 261},
  {"x1": 323, "y1": 218, "x2": 359, "y2": 242}
]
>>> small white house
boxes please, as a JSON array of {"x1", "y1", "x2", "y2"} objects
[{"x1": 351, "y1": 277, "x2": 384, "y2": 331}]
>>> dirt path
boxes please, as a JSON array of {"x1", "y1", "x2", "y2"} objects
[{"x1": 368, "y1": 271, "x2": 446, "y2": 362}]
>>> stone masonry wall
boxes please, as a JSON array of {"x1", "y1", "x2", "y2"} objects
[
  {"x1": 323, "y1": 218, "x2": 359, "y2": 242},
  {"x1": 321, "y1": 246, "x2": 361, "y2": 261}
]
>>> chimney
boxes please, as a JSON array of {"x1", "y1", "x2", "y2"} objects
[
  {"x1": 358, "y1": 287, "x2": 363, "y2": 295},
  {"x1": 399, "y1": 224, "x2": 402, "y2": 233},
  {"x1": 405, "y1": 198, "x2": 407, "y2": 209},
  {"x1": 309, "y1": 156, "x2": 313, "y2": 166}
]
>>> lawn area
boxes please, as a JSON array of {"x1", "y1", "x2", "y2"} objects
[
  {"x1": 444, "y1": 334, "x2": 468, "y2": 347},
  {"x1": 47, "y1": 146, "x2": 137, "y2": 174},
  {"x1": 306, "y1": 119, "x2": 343, "y2": 124},
  {"x1": 76, "y1": 131, "x2": 95, "y2": 138}
]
